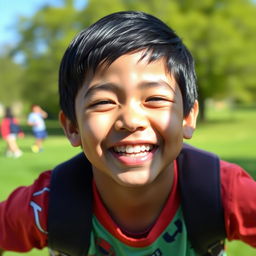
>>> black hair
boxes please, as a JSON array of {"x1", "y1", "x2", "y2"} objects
[
  {"x1": 59, "y1": 11, "x2": 198, "y2": 124},
  {"x1": 5, "y1": 107, "x2": 14, "y2": 119}
]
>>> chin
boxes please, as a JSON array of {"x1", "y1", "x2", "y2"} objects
[{"x1": 116, "y1": 170, "x2": 155, "y2": 187}]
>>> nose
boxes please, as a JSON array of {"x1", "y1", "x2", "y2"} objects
[{"x1": 114, "y1": 102, "x2": 149, "y2": 132}]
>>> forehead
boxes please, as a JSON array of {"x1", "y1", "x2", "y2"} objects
[{"x1": 87, "y1": 51, "x2": 175, "y2": 87}]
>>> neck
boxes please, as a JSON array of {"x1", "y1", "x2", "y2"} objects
[{"x1": 93, "y1": 163, "x2": 175, "y2": 233}]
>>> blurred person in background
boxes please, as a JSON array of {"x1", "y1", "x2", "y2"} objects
[
  {"x1": 27, "y1": 104, "x2": 48, "y2": 153},
  {"x1": 0, "y1": 107, "x2": 24, "y2": 158}
]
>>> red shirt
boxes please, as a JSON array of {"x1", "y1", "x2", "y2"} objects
[
  {"x1": 0, "y1": 117, "x2": 22, "y2": 139},
  {"x1": 0, "y1": 160, "x2": 256, "y2": 251}
]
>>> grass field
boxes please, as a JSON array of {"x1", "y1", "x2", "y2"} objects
[{"x1": 0, "y1": 106, "x2": 255, "y2": 256}]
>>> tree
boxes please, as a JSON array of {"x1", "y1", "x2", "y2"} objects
[
  {"x1": 14, "y1": 0, "x2": 82, "y2": 116},
  {"x1": 80, "y1": 0, "x2": 256, "y2": 120},
  {"x1": 0, "y1": 48, "x2": 24, "y2": 106},
  {"x1": 169, "y1": 0, "x2": 256, "y2": 119},
  {"x1": 14, "y1": 0, "x2": 256, "y2": 120}
]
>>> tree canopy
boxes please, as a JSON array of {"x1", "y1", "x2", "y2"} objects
[
  {"x1": 0, "y1": 49, "x2": 24, "y2": 105},
  {"x1": 1, "y1": 0, "x2": 256, "y2": 120}
]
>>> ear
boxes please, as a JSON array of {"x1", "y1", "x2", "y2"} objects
[
  {"x1": 183, "y1": 100, "x2": 199, "y2": 140},
  {"x1": 59, "y1": 111, "x2": 81, "y2": 147}
]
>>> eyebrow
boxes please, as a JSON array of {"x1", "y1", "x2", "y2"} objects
[
  {"x1": 140, "y1": 80, "x2": 176, "y2": 93},
  {"x1": 84, "y1": 80, "x2": 176, "y2": 99},
  {"x1": 84, "y1": 83, "x2": 121, "y2": 99}
]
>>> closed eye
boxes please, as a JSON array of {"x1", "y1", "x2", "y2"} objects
[
  {"x1": 146, "y1": 96, "x2": 167, "y2": 102},
  {"x1": 92, "y1": 100, "x2": 115, "y2": 106},
  {"x1": 88, "y1": 100, "x2": 116, "y2": 111},
  {"x1": 145, "y1": 96, "x2": 173, "y2": 108}
]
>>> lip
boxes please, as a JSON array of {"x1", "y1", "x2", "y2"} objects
[
  {"x1": 110, "y1": 140, "x2": 158, "y2": 147},
  {"x1": 109, "y1": 144, "x2": 158, "y2": 166}
]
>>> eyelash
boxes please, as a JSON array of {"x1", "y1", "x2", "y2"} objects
[
  {"x1": 146, "y1": 96, "x2": 167, "y2": 102},
  {"x1": 87, "y1": 95, "x2": 172, "y2": 110},
  {"x1": 90, "y1": 100, "x2": 115, "y2": 107}
]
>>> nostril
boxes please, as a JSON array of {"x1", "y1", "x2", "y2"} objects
[{"x1": 114, "y1": 117, "x2": 148, "y2": 132}]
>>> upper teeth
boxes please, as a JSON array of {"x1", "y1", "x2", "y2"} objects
[{"x1": 114, "y1": 144, "x2": 153, "y2": 154}]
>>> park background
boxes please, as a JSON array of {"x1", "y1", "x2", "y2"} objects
[{"x1": 0, "y1": 0, "x2": 256, "y2": 255}]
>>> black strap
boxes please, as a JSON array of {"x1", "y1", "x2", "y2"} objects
[
  {"x1": 177, "y1": 144, "x2": 226, "y2": 255},
  {"x1": 48, "y1": 153, "x2": 92, "y2": 256}
]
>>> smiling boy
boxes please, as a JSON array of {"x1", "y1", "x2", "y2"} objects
[
  {"x1": 60, "y1": 50, "x2": 197, "y2": 235},
  {"x1": 0, "y1": 11, "x2": 256, "y2": 256}
]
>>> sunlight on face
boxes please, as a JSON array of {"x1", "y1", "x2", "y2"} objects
[{"x1": 71, "y1": 50, "x2": 196, "y2": 187}]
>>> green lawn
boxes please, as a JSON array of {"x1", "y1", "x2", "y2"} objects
[
  {"x1": 190, "y1": 107, "x2": 256, "y2": 179},
  {"x1": 0, "y1": 107, "x2": 256, "y2": 256}
]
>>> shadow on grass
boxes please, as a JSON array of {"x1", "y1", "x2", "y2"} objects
[{"x1": 223, "y1": 158, "x2": 256, "y2": 180}]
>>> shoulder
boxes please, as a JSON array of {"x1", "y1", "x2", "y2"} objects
[
  {"x1": 220, "y1": 160, "x2": 256, "y2": 246},
  {"x1": 220, "y1": 160, "x2": 255, "y2": 204},
  {"x1": 220, "y1": 160, "x2": 254, "y2": 192},
  {"x1": 33, "y1": 170, "x2": 52, "y2": 189},
  {"x1": 12, "y1": 117, "x2": 19, "y2": 123},
  {"x1": 1, "y1": 118, "x2": 10, "y2": 124},
  {"x1": 29, "y1": 171, "x2": 52, "y2": 236},
  {"x1": 28, "y1": 112, "x2": 36, "y2": 119},
  {"x1": 0, "y1": 170, "x2": 52, "y2": 251},
  {"x1": 2, "y1": 170, "x2": 52, "y2": 223}
]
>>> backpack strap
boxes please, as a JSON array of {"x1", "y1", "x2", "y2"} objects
[
  {"x1": 48, "y1": 153, "x2": 92, "y2": 256},
  {"x1": 177, "y1": 144, "x2": 226, "y2": 255}
]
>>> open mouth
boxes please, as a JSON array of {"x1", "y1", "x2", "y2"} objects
[
  {"x1": 112, "y1": 144, "x2": 156, "y2": 158},
  {"x1": 110, "y1": 143, "x2": 158, "y2": 166}
]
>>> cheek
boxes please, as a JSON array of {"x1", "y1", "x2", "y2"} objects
[
  {"x1": 79, "y1": 114, "x2": 114, "y2": 151},
  {"x1": 154, "y1": 110, "x2": 184, "y2": 160},
  {"x1": 151, "y1": 109, "x2": 183, "y2": 137}
]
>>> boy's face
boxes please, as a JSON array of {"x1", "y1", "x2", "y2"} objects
[
  {"x1": 33, "y1": 105, "x2": 40, "y2": 112},
  {"x1": 61, "y1": 51, "x2": 198, "y2": 187}
]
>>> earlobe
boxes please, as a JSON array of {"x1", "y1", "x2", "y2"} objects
[
  {"x1": 183, "y1": 100, "x2": 199, "y2": 140},
  {"x1": 59, "y1": 111, "x2": 81, "y2": 147}
]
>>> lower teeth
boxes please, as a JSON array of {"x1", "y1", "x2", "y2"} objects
[{"x1": 119, "y1": 151, "x2": 148, "y2": 157}]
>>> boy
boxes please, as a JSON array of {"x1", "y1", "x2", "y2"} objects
[
  {"x1": 1, "y1": 107, "x2": 24, "y2": 158},
  {"x1": 27, "y1": 104, "x2": 48, "y2": 152},
  {"x1": 0, "y1": 11, "x2": 256, "y2": 256}
]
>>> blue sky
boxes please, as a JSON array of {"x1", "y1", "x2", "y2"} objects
[{"x1": 0, "y1": 0, "x2": 86, "y2": 47}]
